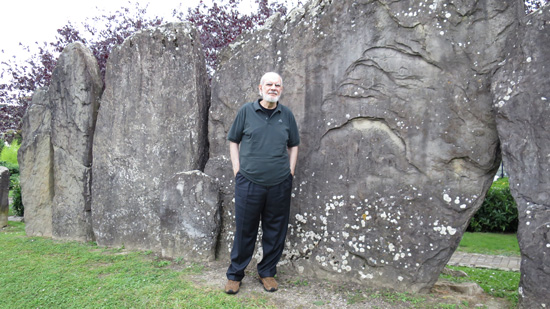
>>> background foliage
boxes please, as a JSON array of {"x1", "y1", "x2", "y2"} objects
[
  {"x1": 0, "y1": 0, "x2": 293, "y2": 139},
  {"x1": 0, "y1": 140, "x2": 22, "y2": 216},
  {"x1": 468, "y1": 177, "x2": 518, "y2": 233}
]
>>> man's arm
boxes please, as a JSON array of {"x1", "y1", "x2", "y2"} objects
[
  {"x1": 229, "y1": 141, "x2": 240, "y2": 176},
  {"x1": 288, "y1": 146, "x2": 299, "y2": 176}
]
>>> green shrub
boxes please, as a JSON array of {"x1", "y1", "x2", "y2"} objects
[
  {"x1": 0, "y1": 139, "x2": 20, "y2": 166},
  {"x1": 12, "y1": 181, "x2": 24, "y2": 217},
  {"x1": 468, "y1": 177, "x2": 518, "y2": 233},
  {"x1": 0, "y1": 161, "x2": 19, "y2": 175}
]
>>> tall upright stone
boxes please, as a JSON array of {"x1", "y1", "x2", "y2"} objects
[
  {"x1": 92, "y1": 23, "x2": 218, "y2": 260},
  {"x1": 0, "y1": 166, "x2": 9, "y2": 227},
  {"x1": 18, "y1": 89, "x2": 54, "y2": 237},
  {"x1": 49, "y1": 42, "x2": 103, "y2": 241},
  {"x1": 206, "y1": 0, "x2": 517, "y2": 292},
  {"x1": 492, "y1": 5, "x2": 550, "y2": 308}
]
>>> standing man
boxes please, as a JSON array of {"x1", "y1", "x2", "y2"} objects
[{"x1": 224, "y1": 72, "x2": 300, "y2": 294}]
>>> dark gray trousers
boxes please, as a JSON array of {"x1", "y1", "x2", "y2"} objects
[{"x1": 226, "y1": 172, "x2": 293, "y2": 281}]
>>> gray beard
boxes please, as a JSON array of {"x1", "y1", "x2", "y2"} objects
[{"x1": 263, "y1": 94, "x2": 280, "y2": 103}]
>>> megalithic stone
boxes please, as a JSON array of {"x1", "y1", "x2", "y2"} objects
[
  {"x1": 18, "y1": 88, "x2": 54, "y2": 237},
  {"x1": 206, "y1": 0, "x2": 518, "y2": 292},
  {"x1": 0, "y1": 166, "x2": 9, "y2": 227},
  {"x1": 49, "y1": 42, "x2": 103, "y2": 241},
  {"x1": 92, "y1": 23, "x2": 216, "y2": 261},
  {"x1": 492, "y1": 5, "x2": 550, "y2": 308}
]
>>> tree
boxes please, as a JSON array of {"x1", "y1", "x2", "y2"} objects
[
  {"x1": 0, "y1": 0, "x2": 294, "y2": 138},
  {"x1": 180, "y1": 0, "x2": 288, "y2": 75}
]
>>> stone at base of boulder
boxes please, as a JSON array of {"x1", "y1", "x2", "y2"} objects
[
  {"x1": 9, "y1": 216, "x2": 25, "y2": 222},
  {"x1": 441, "y1": 267, "x2": 468, "y2": 278},
  {"x1": 433, "y1": 280, "x2": 485, "y2": 296}
]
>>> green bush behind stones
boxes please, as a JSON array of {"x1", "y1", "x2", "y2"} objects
[{"x1": 468, "y1": 177, "x2": 518, "y2": 233}]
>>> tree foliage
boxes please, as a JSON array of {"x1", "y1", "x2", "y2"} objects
[
  {"x1": 0, "y1": 0, "x2": 293, "y2": 137},
  {"x1": 0, "y1": 0, "x2": 546, "y2": 137}
]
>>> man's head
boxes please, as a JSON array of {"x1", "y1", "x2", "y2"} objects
[{"x1": 258, "y1": 72, "x2": 283, "y2": 103}]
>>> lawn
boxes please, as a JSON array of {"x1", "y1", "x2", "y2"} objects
[
  {"x1": 0, "y1": 222, "x2": 269, "y2": 308},
  {"x1": 457, "y1": 232, "x2": 520, "y2": 256},
  {"x1": 1, "y1": 222, "x2": 520, "y2": 308}
]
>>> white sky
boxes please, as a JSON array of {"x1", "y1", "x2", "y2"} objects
[{"x1": 0, "y1": 0, "x2": 296, "y2": 65}]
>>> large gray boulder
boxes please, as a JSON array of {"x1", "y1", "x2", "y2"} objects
[
  {"x1": 49, "y1": 42, "x2": 103, "y2": 241},
  {"x1": 160, "y1": 170, "x2": 221, "y2": 261},
  {"x1": 206, "y1": 0, "x2": 517, "y2": 292},
  {"x1": 92, "y1": 23, "x2": 216, "y2": 260},
  {"x1": 18, "y1": 89, "x2": 54, "y2": 237},
  {"x1": 0, "y1": 166, "x2": 9, "y2": 227},
  {"x1": 492, "y1": 5, "x2": 550, "y2": 308}
]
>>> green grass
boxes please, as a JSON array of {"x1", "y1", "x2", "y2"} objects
[
  {"x1": 0, "y1": 222, "x2": 270, "y2": 308},
  {"x1": 457, "y1": 232, "x2": 520, "y2": 256},
  {"x1": 441, "y1": 266, "x2": 520, "y2": 306},
  {"x1": 1, "y1": 222, "x2": 521, "y2": 308}
]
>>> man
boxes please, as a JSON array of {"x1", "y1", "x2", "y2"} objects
[{"x1": 224, "y1": 72, "x2": 300, "y2": 294}]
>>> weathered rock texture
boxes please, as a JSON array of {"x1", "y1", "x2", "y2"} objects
[
  {"x1": 160, "y1": 171, "x2": 221, "y2": 260},
  {"x1": 18, "y1": 43, "x2": 102, "y2": 239},
  {"x1": 0, "y1": 166, "x2": 9, "y2": 227},
  {"x1": 91, "y1": 23, "x2": 218, "y2": 261},
  {"x1": 18, "y1": 89, "x2": 54, "y2": 237},
  {"x1": 206, "y1": 0, "x2": 517, "y2": 292},
  {"x1": 49, "y1": 42, "x2": 103, "y2": 241},
  {"x1": 492, "y1": 5, "x2": 550, "y2": 308}
]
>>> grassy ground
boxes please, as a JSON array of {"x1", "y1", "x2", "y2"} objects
[
  {"x1": 450, "y1": 232, "x2": 521, "y2": 306},
  {"x1": 1, "y1": 222, "x2": 520, "y2": 308},
  {"x1": 441, "y1": 266, "x2": 520, "y2": 306},
  {"x1": 457, "y1": 232, "x2": 520, "y2": 256},
  {"x1": 0, "y1": 222, "x2": 269, "y2": 308}
]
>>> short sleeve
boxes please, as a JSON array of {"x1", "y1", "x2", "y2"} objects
[
  {"x1": 287, "y1": 112, "x2": 300, "y2": 147},
  {"x1": 227, "y1": 106, "x2": 246, "y2": 143}
]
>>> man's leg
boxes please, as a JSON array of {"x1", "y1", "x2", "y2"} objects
[
  {"x1": 257, "y1": 174, "x2": 293, "y2": 278},
  {"x1": 226, "y1": 173, "x2": 266, "y2": 281}
]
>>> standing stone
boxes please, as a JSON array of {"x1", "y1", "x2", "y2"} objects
[
  {"x1": 206, "y1": 0, "x2": 517, "y2": 292},
  {"x1": 492, "y1": 5, "x2": 550, "y2": 308},
  {"x1": 50, "y1": 42, "x2": 103, "y2": 241},
  {"x1": 0, "y1": 167, "x2": 9, "y2": 227},
  {"x1": 18, "y1": 89, "x2": 54, "y2": 237},
  {"x1": 92, "y1": 23, "x2": 215, "y2": 259},
  {"x1": 160, "y1": 171, "x2": 221, "y2": 261}
]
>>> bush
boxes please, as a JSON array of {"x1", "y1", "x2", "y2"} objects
[
  {"x1": 468, "y1": 177, "x2": 518, "y2": 233},
  {"x1": 11, "y1": 181, "x2": 24, "y2": 217},
  {"x1": 0, "y1": 139, "x2": 20, "y2": 165}
]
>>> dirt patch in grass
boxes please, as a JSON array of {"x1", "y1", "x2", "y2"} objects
[{"x1": 182, "y1": 260, "x2": 513, "y2": 308}]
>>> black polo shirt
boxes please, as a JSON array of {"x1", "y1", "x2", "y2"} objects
[{"x1": 227, "y1": 99, "x2": 300, "y2": 186}]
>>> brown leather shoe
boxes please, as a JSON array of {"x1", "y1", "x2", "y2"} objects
[
  {"x1": 259, "y1": 277, "x2": 278, "y2": 292},
  {"x1": 224, "y1": 279, "x2": 241, "y2": 294}
]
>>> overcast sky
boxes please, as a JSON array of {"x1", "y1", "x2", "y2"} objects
[{"x1": 0, "y1": 0, "x2": 297, "y2": 65}]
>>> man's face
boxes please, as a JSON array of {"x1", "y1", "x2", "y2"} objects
[{"x1": 259, "y1": 75, "x2": 283, "y2": 103}]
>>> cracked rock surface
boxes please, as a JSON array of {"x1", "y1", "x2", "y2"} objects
[
  {"x1": 207, "y1": 0, "x2": 517, "y2": 292},
  {"x1": 492, "y1": 5, "x2": 550, "y2": 308}
]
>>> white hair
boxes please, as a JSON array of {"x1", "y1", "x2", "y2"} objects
[{"x1": 260, "y1": 72, "x2": 283, "y2": 86}]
